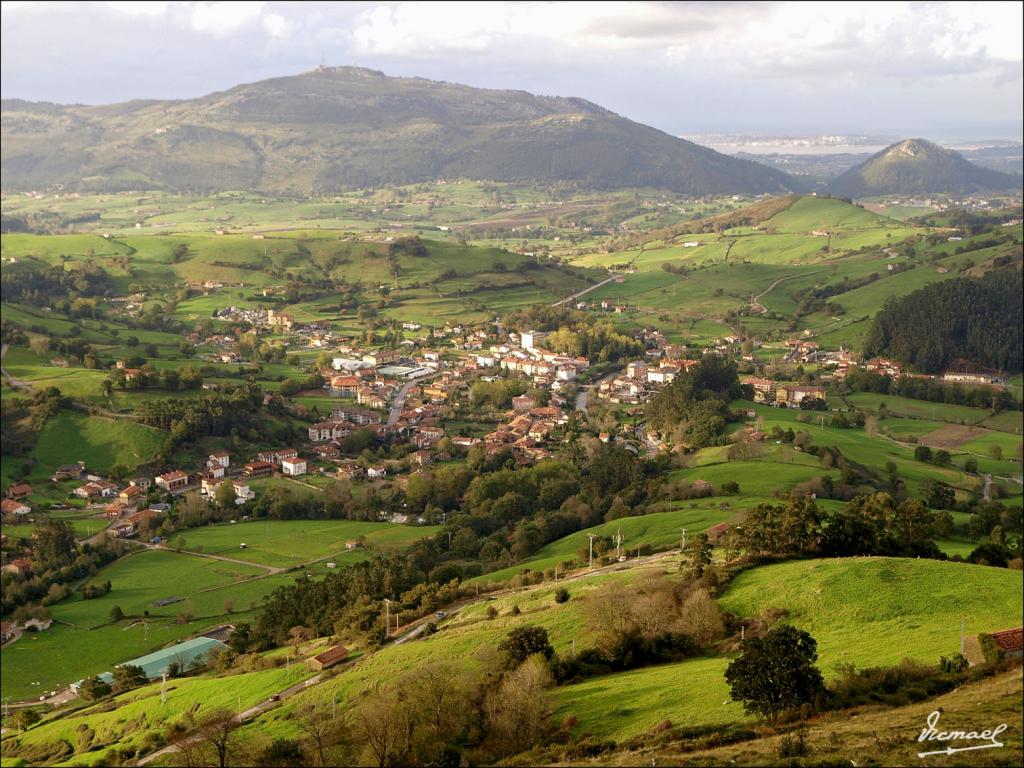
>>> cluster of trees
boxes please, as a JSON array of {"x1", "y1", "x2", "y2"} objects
[
  {"x1": 0, "y1": 260, "x2": 114, "y2": 304},
  {"x1": 108, "y1": 364, "x2": 203, "y2": 392},
  {"x1": 134, "y1": 385, "x2": 265, "y2": 458},
  {"x1": 842, "y1": 368, "x2": 1020, "y2": 412},
  {"x1": 738, "y1": 493, "x2": 943, "y2": 560},
  {"x1": 646, "y1": 356, "x2": 745, "y2": 448},
  {"x1": 864, "y1": 268, "x2": 1023, "y2": 374},
  {"x1": 1, "y1": 520, "x2": 124, "y2": 614},
  {"x1": 542, "y1": 320, "x2": 645, "y2": 363}
]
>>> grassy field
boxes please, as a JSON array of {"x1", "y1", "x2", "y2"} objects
[
  {"x1": 4, "y1": 662, "x2": 310, "y2": 767},
  {"x1": 0, "y1": 548, "x2": 301, "y2": 701},
  {"x1": 178, "y1": 519, "x2": 441, "y2": 568},
  {"x1": 718, "y1": 557, "x2": 1024, "y2": 670}
]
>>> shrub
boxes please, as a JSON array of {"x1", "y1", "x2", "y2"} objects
[
  {"x1": 554, "y1": 587, "x2": 570, "y2": 604},
  {"x1": 777, "y1": 730, "x2": 809, "y2": 758}
]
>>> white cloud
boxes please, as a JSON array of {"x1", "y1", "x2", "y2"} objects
[
  {"x1": 188, "y1": 1, "x2": 266, "y2": 37},
  {"x1": 262, "y1": 11, "x2": 291, "y2": 39},
  {"x1": 349, "y1": 0, "x2": 1023, "y2": 78}
]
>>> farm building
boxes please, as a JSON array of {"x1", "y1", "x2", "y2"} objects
[
  {"x1": 307, "y1": 644, "x2": 349, "y2": 671},
  {"x1": 71, "y1": 636, "x2": 229, "y2": 692}
]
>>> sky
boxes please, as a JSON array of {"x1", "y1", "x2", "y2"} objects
[{"x1": 2, "y1": 1, "x2": 1022, "y2": 140}]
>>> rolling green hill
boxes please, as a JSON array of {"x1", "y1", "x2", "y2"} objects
[
  {"x1": 1, "y1": 67, "x2": 802, "y2": 196},
  {"x1": 826, "y1": 138, "x2": 1020, "y2": 197}
]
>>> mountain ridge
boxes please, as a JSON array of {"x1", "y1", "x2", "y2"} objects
[{"x1": 0, "y1": 66, "x2": 802, "y2": 196}]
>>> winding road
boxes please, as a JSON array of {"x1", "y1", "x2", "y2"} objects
[{"x1": 748, "y1": 270, "x2": 826, "y2": 315}]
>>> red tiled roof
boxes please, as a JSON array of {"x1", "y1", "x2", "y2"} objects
[
  {"x1": 991, "y1": 627, "x2": 1023, "y2": 652},
  {"x1": 313, "y1": 644, "x2": 349, "y2": 665}
]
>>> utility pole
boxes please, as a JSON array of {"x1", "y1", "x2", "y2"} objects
[
  {"x1": 960, "y1": 617, "x2": 965, "y2": 655},
  {"x1": 161, "y1": 672, "x2": 167, "y2": 704},
  {"x1": 680, "y1": 528, "x2": 687, "y2": 552},
  {"x1": 615, "y1": 527, "x2": 623, "y2": 560},
  {"x1": 384, "y1": 598, "x2": 391, "y2": 633},
  {"x1": 587, "y1": 534, "x2": 596, "y2": 569}
]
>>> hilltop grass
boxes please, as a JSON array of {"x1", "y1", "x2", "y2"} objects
[
  {"x1": 597, "y1": 667, "x2": 1023, "y2": 767},
  {"x1": 470, "y1": 504, "x2": 744, "y2": 585},
  {"x1": 177, "y1": 519, "x2": 441, "y2": 568},
  {"x1": 33, "y1": 411, "x2": 166, "y2": 476},
  {"x1": 718, "y1": 557, "x2": 1024, "y2": 671}
]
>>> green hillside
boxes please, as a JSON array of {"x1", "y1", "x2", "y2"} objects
[
  {"x1": 718, "y1": 557, "x2": 1024, "y2": 669},
  {"x1": 1, "y1": 68, "x2": 801, "y2": 196}
]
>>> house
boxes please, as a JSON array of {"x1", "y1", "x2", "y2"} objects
[
  {"x1": 330, "y1": 375, "x2": 360, "y2": 397},
  {"x1": 626, "y1": 361, "x2": 648, "y2": 381},
  {"x1": 232, "y1": 481, "x2": 254, "y2": 502},
  {"x1": 511, "y1": 395, "x2": 537, "y2": 412},
  {"x1": 74, "y1": 480, "x2": 118, "y2": 499},
  {"x1": 409, "y1": 450, "x2": 433, "y2": 467},
  {"x1": 244, "y1": 461, "x2": 275, "y2": 478},
  {"x1": 206, "y1": 464, "x2": 226, "y2": 480},
  {"x1": 307, "y1": 644, "x2": 349, "y2": 671},
  {"x1": 154, "y1": 470, "x2": 189, "y2": 492},
  {"x1": 315, "y1": 444, "x2": 341, "y2": 460},
  {"x1": 742, "y1": 377, "x2": 776, "y2": 404},
  {"x1": 5, "y1": 483, "x2": 32, "y2": 499},
  {"x1": 281, "y1": 458, "x2": 307, "y2": 476},
  {"x1": 130, "y1": 477, "x2": 152, "y2": 490},
  {"x1": 52, "y1": 462, "x2": 86, "y2": 482},
  {"x1": 413, "y1": 425, "x2": 445, "y2": 449},
  {"x1": 1, "y1": 499, "x2": 31, "y2": 516},
  {"x1": 521, "y1": 330, "x2": 545, "y2": 350},
  {"x1": 367, "y1": 465, "x2": 388, "y2": 480},
  {"x1": 706, "y1": 522, "x2": 732, "y2": 543},
  {"x1": 1, "y1": 621, "x2": 15, "y2": 644},
  {"x1": 988, "y1": 627, "x2": 1023, "y2": 659},
  {"x1": 257, "y1": 448, "x2": 298, "y2": 465},
  {"x1": 201, "y1": 473, "x2": 223, "y2": 496},
  {"x1": 104, "y1": 502, "x2": 128, "y2": 519},
  {"x1": 692, "y1": 479, "x2": 713, "y2": 495},
  {"x1": 266, "y1": 309, "x2": 294, "y2": 330},
  {"x1": 112, "y1": 521, "x2": 136, "y2": 538},
  {"x1": 336, "y1": 462, "x2": 364, "y2": 480},
  {"x1": 118, "y1": 485, "x2": 145, "y2": 509},
  {"x1": 208, "y1": 452, "x2": 230, "y2": 469}
]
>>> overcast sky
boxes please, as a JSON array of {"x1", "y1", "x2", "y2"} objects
[{"x1": 2, "y1": 1, "x2": 1022, "y2": 140}]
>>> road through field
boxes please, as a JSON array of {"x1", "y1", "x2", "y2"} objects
[{"x1": 551, "y1": 272, "x2": 617, "y2": 307}]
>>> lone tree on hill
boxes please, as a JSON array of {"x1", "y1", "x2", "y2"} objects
[
  {"x1": 497, "y1": 626, "x2": 554, "y2": 671},
  {"x1": 724, "y1": 624, "x2": 825, "y2": 722}
]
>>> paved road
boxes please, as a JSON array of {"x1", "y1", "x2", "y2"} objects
[
  {"x1": 551, "y1": 273, "x2": 617, "y2": 307},
  {"x1": 0, "y1": 344, "x2": 31, "y2": 390},
  {"x1": 387, "y1": 373, "x2": 437, "y2": 426},
  {"x1": 135, "y1": 670, "x2": 327, "y2": 766}
]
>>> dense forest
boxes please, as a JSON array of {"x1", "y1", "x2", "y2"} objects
[{"x1": 864, "y1": 268, "x2": 1023, "y2": 373}]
